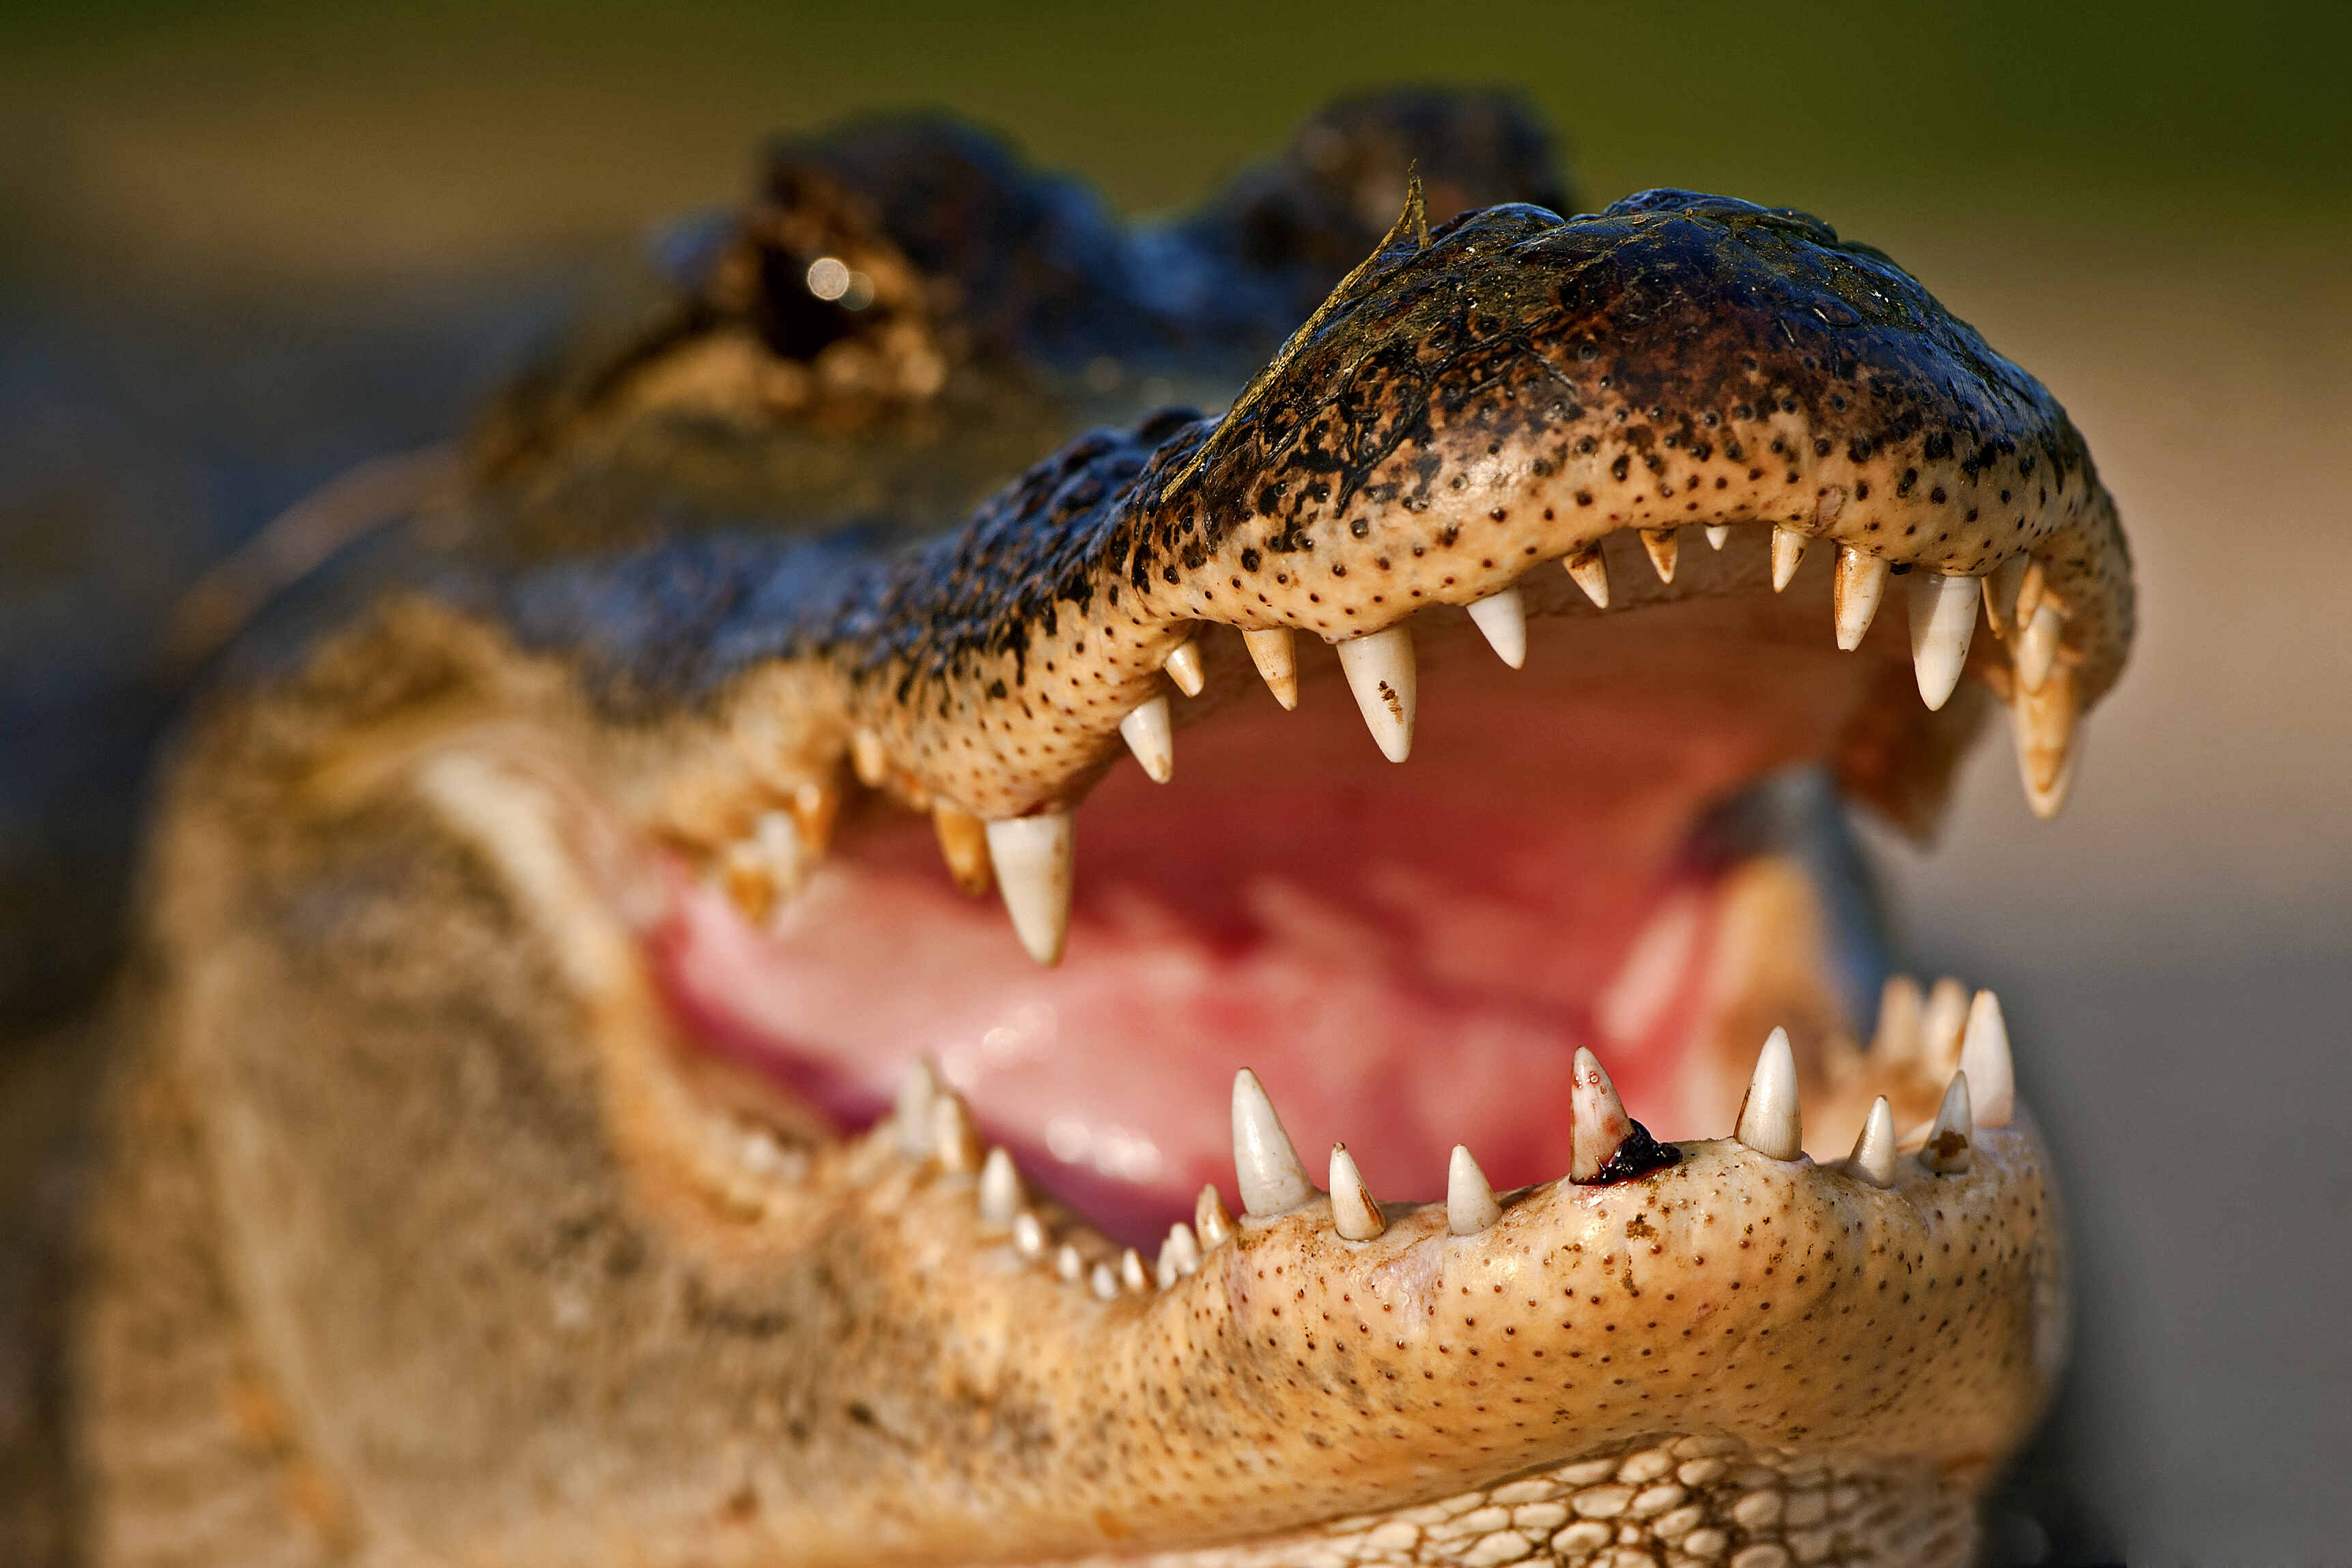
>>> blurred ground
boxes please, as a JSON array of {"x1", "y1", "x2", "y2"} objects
[{"x1": 2, "y1": 3, "x2": 2347, "y2": 1563}]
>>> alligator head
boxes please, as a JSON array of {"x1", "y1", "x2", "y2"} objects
[{"x1": 79, "y1": 94, "x2": 2131, "y2": 1568}]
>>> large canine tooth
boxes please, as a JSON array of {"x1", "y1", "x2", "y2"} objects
[
  {"x1": 1641, "y1": 527, "x2": 1679, "y2": 583},
  {"x1": 1564, "y1": 545, "x2": 1611, "y2": 609},
  {"x1": 1467, "y1": 587, "x2": 1529, "y2": 669},
  {"x1": 1848, "y1": 1096, "x2": 1899, "y2": 1188},
  {"x1": 978, "y1": 1147, "x2": 1021, "y2": 1227},
  {"x1": 1872, "y1": 973, "x2": 1924, "y2": 1062},
  {"x1": 1335, "y1": 625, "x2": 1416, "y2": 763},
  {"x1": 933, "y1": 803, "x2": 994, "y2": 896},
  {"x1": 931, "y1": 1092, "x2": 981, "y2": 1173},
  {"x1": 894, "y1": 1059, "x2": 941, "y2": 1159},
  {"x1": 1704, "y1": 524, "x2": 1730, "y2": 550},
  {"x1": 1231, "y1": 1069, "x2": 1316, "y2": 1216},
  {"x1": 984, "y1": 812, "x2": 1075, "y2": 965},
  {"x1": 1569, "y1": 1046, "x2": 1637, "y2": 1182},
  {"x1": 1907, "y1": 570, "x2": 1979, "y2": 710},
  {"x1": 1918, "y1": 1072, "x2": 1974, "y2": 1173},
  {"x1": 1960, "y1": 990, "x2": 2016, "y2": 1128},
  {"x1": 1447, "y1": 1144, "x2": 1503, "y2": 1235},
  {"x1": 1770, "y1": 526, "x2": 1810, "y2": 592},
  {"x1": 2015, "y1": 602, "x2": 2063, "y2": 693},
  {"x1": 1833, "y1": 546, "x2": 1890, "y2": 649},
  {"x1": 1734, "y1": 1027, "x2": 1803, "y2": 1160},
  {"x1": 1921, "y1": 977, "x2": 1970, "y2": 1074},
  {"x1": 1161, "y1": 639, "x2": 1205, "y2": 698},
  {"x1": 1120, "y1": 1248, "x2": 1149, "y2": 1294},
  {"x1": 1193, "y1": 1184, "x2": 1235, "y2": 1249},
  {"x1": 1985, "y1": 556, "x2": 2030, "y2": 637},
  {"x1": 1327, "y1": 1145, "x2": 1387, "y2": 1240},
  {"x1": 1155, "y1": 1223, "x2": 1202, "y2": 1288},
  {"x1": 1242, "y1": 627, "x2": 1299, "y2": 709},
  {"x1": 1118, "y1": 696, "x2": 1175, "y2": 784}
]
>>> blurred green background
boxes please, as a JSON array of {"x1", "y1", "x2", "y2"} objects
[{"x1": 2, "y1": 2, "x2": 2347, "y2": 1563}]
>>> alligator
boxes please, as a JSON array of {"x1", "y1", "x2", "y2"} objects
[{"x1": 66, "y1": 92, "x2": 2132, "y2": 1567}]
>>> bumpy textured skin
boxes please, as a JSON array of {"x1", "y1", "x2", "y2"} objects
[{"x1": 66, "y1": 95, "x2": 2121, "y2": 1567}]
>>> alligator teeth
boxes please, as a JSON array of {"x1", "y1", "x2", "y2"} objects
[
  {"x1": 1057, "y1": 1244, "x2": 1084, "y2": 1282},
  {"x1": 1569, "y1": 1046, "x2": 1637, "y2": 1182},
  {"x1": 1118, "y1": 696, "x2": 1174, "y2": 784},
  {"x1": 894, "y1": 1059, "x2": 941, "y2": 1159},
  {"x1": 978, "y1": 1147, "x2": 1021, "y2": 1227},
  {"x1": 1848, "y1": 1096, "x2": 1899, "y2": 1188},
  {"x1": 2015, "y1": 558, "x2": 2049, "y2": 629},
  {"x1": 1161, "y1": 639, "x2": 1205, "y2": 698},
  {"x1": 1194, "y1": 1184, "x2": 1235, "y2": 1249},
  {"x1": 984, "y1": 812, "x2": 1075, "y2": 965},
  {"x1": 1242, "y1": 627, "x2": 1299, "y2": 710},
  {"x1": 1959, "y1": 990, "x2": 2016, "y2": 1128},
  {"x1": 1155, "y1": 1223, "x2": 1202, "y2": 1288},
  {"x1": 931, "y1": 1091, "x2": 981, "y2": 1173},
  {"x1": 851, "y1": 728, "x2": 890, "y2": 788},
  {"x1": 1012, "y1": 1211, "x2": 1047, "y2": 1258},
  {"x1": 1641, "y1": 527, "x2": 1679, "y2": 584},
  {"x1": 2012, "y1": 672, "x2": 2082, "y2": 820},
  {"x1": 933, "y1": 803, "x2": 994, "y2": 896},
  {"x1": 1921, "y1": 976, "x2": 1971, "y2": 1076},
  {"x1": 1704, "y1": 524, "x2": 1730, "y2": 550},
  {"x1": 1734, "y1": 1027, "x2": 1803, "y2": 1160},
  {"x1": 1833, "y1": 546, "x2": 1889, "y2": 650},
  {"x1": 1908, "y1": 570, "x2": 1979, "y2": 710},
  {"x1": 1564, "y1": 545, "x2": 1611, "y2": 609},
  {"x1": 2015, "y1": 602, "x2": 2063, "y2": 693},
  {"x1": 1327, "y1": 1144, "x2": 1387, "y2": 1240},
  {"x1": 1466, "y1": 586, "x2": 1528, "y2": 669},
  {"x1": 1335, "y1": 625, "x2": 1416, "y2": 763},
  {"x1": 1446, "y1": 1144, "x2": 1502, "y2": 1235},
  {"x1": 1090, "y1": 1261, "x2": 1118, "y2": 1300},
  {"x1": 787, "y1": 778, "x2": 842, "y2": 854},
  {"x1": 1770, "y1": 526, "x2": 1810, "y2": 593},
  {"x1": 1872, "y1": 973, "x2": 1924, "y2": 1062},
  {"x1": 1984, "y1": 556, "x2": 2030, "y2": 637},
  {"x1": 1120, "y1": 1248, "x2": 1149, "y2": 1294},
  {"x1": 1230, "y1": 1068, "x2": 1316, "y2": 1217},
  {"x1": 1918, "y1": 1072, "x2": 1974, "y2": 1173}
]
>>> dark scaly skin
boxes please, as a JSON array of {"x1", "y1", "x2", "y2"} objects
[{"x1": 61, "y1": 95, "x2": 2128, "y2": 1567}]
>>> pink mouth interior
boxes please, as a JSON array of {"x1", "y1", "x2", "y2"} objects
[{"x1": 655, "y1": 611, "x2": 1875, "y2": 1245}]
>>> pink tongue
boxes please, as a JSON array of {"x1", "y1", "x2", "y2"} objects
[{"x1": 653, "y1": 683, "x2": 1746, "y2": 1246}]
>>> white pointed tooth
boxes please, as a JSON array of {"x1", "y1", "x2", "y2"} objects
[
  {"x1": 931, "y1": 1092, "x2": 981, "y2": 1173},
  {"x1": 1872, "y1": 973, "x2": 1924, "y2": 1062},
  {"x1": 1056, "y1": 1243, "x2": 1084, "y2": 1282},
  {"x1": 1564, "y1": 545, "x2": 1611, "y2": 609},
  {"x1": 1120, "y1": 1248, "x2": 1149, "y2": 1294},
  {"x1": 1959, "y1": 990, "x2": 2015, "y2": 1129},
  {"x1": 1162, "y1": 638, "x2": 1206, "y2": 698},
  {"x1": 1466, "y1": 587, "x2": 1528, "y2": 669},
  {"x1": 1832, "y1": 546, "x2": 1890, "y2": 650},
  {"x1": 2015, "y1": 602, "x2": 2063, "y2": 693},
  {"x1": 1906, "y1": 569, "x2": 1979, "y2": 711},
  {"x1": 1334, "y1": 625, "x2": 1416, "y2": 763},
  {"x1": 1090, "y1": 1261, "x2": 1119, "y2": 1300},
  {"x1": 1921, "y1": 977, "x2": 1970, "y2": 1076},
  {"x1": 1918, "y1": 1071, "x2": 1974, "y2": 1173},
  {"x1": 1641, "y1": 527, "x2": 1679, "y2": 584},
  {"x1": 1445, "y1": 1144, "x2": 1503, "y2": 1235},
  {"x1": 984, "y1": 812, "x2": 1074, "y2": 965},
  {"x1": 1242, "y1": 627, "x2": 1299, "y2": 710},
  {"x1": 1984, "y1": 556, "x2": 2030, "y2": 638},
  {"x1": 1326, "y1": 1144, "x2": 1387, "y2": 1241},
  {"x1": 1193, "y1": 1184, "x2": 1235, "y2": 1250},
  {"x1": 1230, "y1": 1069, "x2": 1316, "y2": 1217},
  {"x1": 1770, "y1": 526, "x2": 1811, "y2": 593},
  {"x1": 1847, "y1": 1096, "x2": 1899, "y2": 1188},
  {"x1": 1118, "y1": 696, "x2": 1174, "y2": 784},
  {"x1": 978, "y1": 1147, "x2": 1021, "y2": 1227},
  {"x1": 1012, "y1": 1210, "x2": 1047, "y2": 1258},
  {"x1": 2011, "y1": 666, "x2": 2081, "y2": 820},
  {"x1": 1733, "y1": 1026, "x2": 1803, "y2": 1160},
  {"x1": 2015, "y1": 558, "x2": 2049, "y2": 629},
  {"x1": 1704, "y1": 524, "x2": 1731, "y2": 550},
  {"x1": 1156, "y1": 1223, "x2": 1202, "y2": 1289},
  {"x1": 1569, "y1": 1046, "x2": 1637, "y2": 1182},
  {"x1": 894, "y1": 1059, "x2": 941, "y2": 1159},
  {"x1": 932, "y1": 803, "x2": 993, "y2": 896},
  {"x1": 850, "y1": 728, "x2": 890, "y2": 788}
]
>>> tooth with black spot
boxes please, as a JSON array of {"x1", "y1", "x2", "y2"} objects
[
  {"x1": 1120, "y1": 1248, "x2": 1149, "y2": 1294},
  {"x1": 1872, "y1": 973, "x2": 1924, "y2": 1062},
  {"x1": 2012, "y1": 668, "x2": 2082, "y2": 819},
  {"x1": 1230, "y1": 1068, "x2": 1316, "y2": 1217},
  {"x1": 1921, "y1": 976, "x2": 1971, "y2": 1075},
  {"x1": 984, "y1": 812, "x2": 1074, "y2": 965},
  {"x1": 1241, "y1": 627, "x2": 1299, "y2": 710},
  {"x1": 1162, "y1": 639, "x2": 1205, "y2": 698},
  {"x1": 1327, "y1": 1144, "x2": 1387, "y2": 1240},
  {"x1": 1193, "y1": 1184, "x2": 1235, "y2": 1249},
  {"x1": 1704, "y1": 525, "x2": 1730, "y2": 550},
  {"x1": 1918, "y1": 1072, "x2": 1974, "y2": 1173},
  {"x1": 1012, "y1": 1211, "x2": 1047, "y2": 1258},
  {"x1": 1833, "y1": 545, "x2": 1890, "y2": 649},
  {"x1": 930, "y1": 1092, "x2": 980, "y2": 1173},
  {"x1": 1733, "y1": 1027, "x2": 1802, "y2": 1160},
  {"x1": 1564, "y1": 545, "x2": 1611, "y2": 609},
  {"x1": 1155, "y1": 1223, "x2": 1202, "y2": 1288},
  {"x1": 1570, "y1": 1046, "x2": 1637, "y2": 1182},
  {"x1": 2015, "y1": 602, "x2": 2063, "y2": 692},
  {"x1": 1118, "y1": 695, "x2": 1174, "y2": 784},
  {"x1": 894, "y1": 1059, "x2": 941, "y2": 1159},
  {"x1": 1641, "y1": 527, "x2": 1679, "y2": 583},
  {"x1": 978, "y1": 1148, "x2": 1021, "y2": 1227},
  {"x1": 1334, "y1": 625, "x2": 1416, "y2": 763},
  {"x1": 1907, "y1": 570, "x2": 1980, "y2": 710},
  {"x1": 932, "y1": 803, "x2": 993, "y2": 896},
  {"x1": 1446, "y1": 1145, "x2": 1503, "y2": 1235},
  {"x1": 1959, "y1": 990, "x2": 2015, "y2": 1128},
  {"x1": 1771, "y1": 526, "x2": 1811, "y2": 592},
  {"x1": 1847, "y1": 1096, "x2": 1899, "y2": 1188},
  {"x1": 1466, "y1": 586, "x2": 1528, "y2": 669},
  {"x1": 1984, "y1": 555, "x2": 2030, "y2": 637}
]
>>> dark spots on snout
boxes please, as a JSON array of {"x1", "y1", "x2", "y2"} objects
[{"x1": 1611, "y1": 455, "x2": 1631, "y2": 481}]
